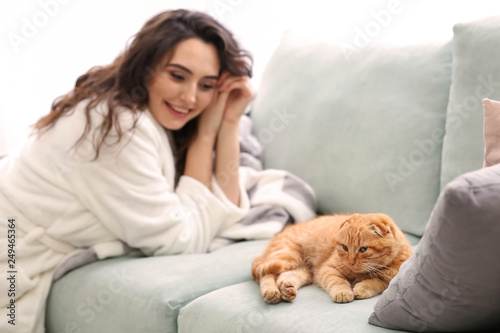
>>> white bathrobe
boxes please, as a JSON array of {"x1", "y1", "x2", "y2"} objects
[{"x1": 0, "y1": 100, "x2": 252, "y2": 332}]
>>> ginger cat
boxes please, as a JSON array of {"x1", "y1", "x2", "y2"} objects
[{"x1": 251, "y1": 213, "x2": 412, "y2": 304}]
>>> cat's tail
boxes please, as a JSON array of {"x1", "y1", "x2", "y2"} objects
[
  {"x1": 251, "y1": 224, "x2": 306, "y2": 282},
  {"x1": 251, "y1": 252, "x2": 303, "y2": 282},
  {"x1": 252, "y1": 260, "x2": 283, "y2": 282}
]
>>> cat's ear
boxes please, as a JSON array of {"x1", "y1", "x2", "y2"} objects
[
  {"x1": 340, "y1": 214, "x2": 356, "y2": 229},
  {"x1": 371, "y1": 223, "x2": 389, "y2": 237},
  {"x1": 340, "y1": 220, "x2": 350, "y2": 230},
  {"x1": 370, "y1": 213, "x2": 396, "y2": 237}
]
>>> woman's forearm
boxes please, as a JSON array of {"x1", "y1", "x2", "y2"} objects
[
  {"x1": 184, "y1": 134, "x2": 216, "y2": 189},
  {"x1": 215, "y1": 120, "x2": 240, "y2": 206}
]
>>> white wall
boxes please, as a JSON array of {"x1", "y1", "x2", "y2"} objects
[{"x1": 1, "y1": 0, "x2": 499, "y2": 155}]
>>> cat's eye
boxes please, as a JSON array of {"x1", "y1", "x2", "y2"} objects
[
  {"x1": 359, "y1": 246, "x2": 368, "y2": 253},
  {"x1": 342, "y1": 244, "x2": 348, "y2": 252}
]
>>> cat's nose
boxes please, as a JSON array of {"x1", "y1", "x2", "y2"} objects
[{"x1": 348, "y1": 260, "x2": 355, "y2": 266}]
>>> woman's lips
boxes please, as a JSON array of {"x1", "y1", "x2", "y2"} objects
[{"x1": 165, "y1": 101, "x2": 190, "y2": 118}]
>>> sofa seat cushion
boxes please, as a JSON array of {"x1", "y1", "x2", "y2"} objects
[
  {"x1": 178, "y1": 235, "x2": 419, "y2": 333},
  {"x1": 178, "y1": 282, "x2": 404, "y2": 333},
  {"x1": 45, "y1": 240, "x2": 269, "y2": 333}
]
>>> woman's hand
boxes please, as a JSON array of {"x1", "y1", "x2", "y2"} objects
[
  {"x1": 211, "y1": 73, "x2": 253, "y2": 206},
  {"x1": 190, "y1": 71, "x2": 253, "y2": 205},
  {"x1": 196, "y1": 72, "x2": 232, "y2": 139},
  {"x1": 196, "y1": 72, "x2": 254, "y2": 138},
  {"x1": 218, "y1": 73, "x2": 254, "y2": 125}
]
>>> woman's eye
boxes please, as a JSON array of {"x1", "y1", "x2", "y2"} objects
[
  {"x1": 170, "y1": 72, "x2": 184, "y2": 80},
  {"x1": 359, "y1": 247, "x2": 368, "y2": 253},
  {"x1": 200, "y1": 83, "x2": 214, "y2": 90},
  {"x1": 342, "y1": 244, "x2": 348, "y2": 252}
]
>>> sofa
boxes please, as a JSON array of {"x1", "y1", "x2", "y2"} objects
[{"x1": 45, "y1": 16, "x2": 500, "y2": 332}]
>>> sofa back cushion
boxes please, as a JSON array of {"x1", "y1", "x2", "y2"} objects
[
  {"x1": 440, "y1": 16, "x2": 500, "y2": 189},
  {"x1": 251, "y1": 33, "x2": 452, "y2": 236}
]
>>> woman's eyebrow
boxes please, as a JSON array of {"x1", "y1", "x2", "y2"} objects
[{"x1": 166, "y1": 63, "x2": 218, "y2": 80}]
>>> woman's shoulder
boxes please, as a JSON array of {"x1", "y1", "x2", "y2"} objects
[
  {"x1": 39, "y1": 98, "x2": 165, "y2": 151},
  {"x1": 93, "y1": 99, "x2": 169, "y2": 148},
  {"x1": 69, "y1": 98, "x2": 161, "y2": 134}
]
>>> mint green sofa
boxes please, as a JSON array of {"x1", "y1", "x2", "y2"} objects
[{"x1": 46, "y1": 16, "x2": 500, "y2": 333}]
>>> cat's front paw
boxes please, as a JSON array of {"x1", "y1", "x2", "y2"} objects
[
  {"x1": 353, "y1": 282, "x2": 377, "y2": 299},
  {"x1": 262, "y1": 288, "x2": 282, "y2": 304},
  {"x1": 278, "y1": 280, "x2": 297, "y2": 302},
  {"x1": 330, "y1": 288, "x2": 354, "y2": 303},
  {"x1": 353, "y1": 280, "x2": 385, "y2": 299}
]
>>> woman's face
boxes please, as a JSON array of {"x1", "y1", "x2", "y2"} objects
[{"x1": 148, "y1": 38, "x2": 220, "y2": 130}]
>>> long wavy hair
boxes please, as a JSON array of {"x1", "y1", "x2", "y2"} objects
[{"x1": 33, "y1": 9, "x2": 252, "y2": 184}]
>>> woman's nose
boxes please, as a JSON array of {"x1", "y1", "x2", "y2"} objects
[{"x1": 180, "y1": 83, "x2": 196, "y2": 105}]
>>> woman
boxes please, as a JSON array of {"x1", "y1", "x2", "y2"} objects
[{"x1": 0, "y1": 9, "x2": 315, "y2": 332}]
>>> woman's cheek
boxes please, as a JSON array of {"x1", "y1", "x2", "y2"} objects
[{"x1": 200, "y1": 91, "x2": 215, "y2": 110}]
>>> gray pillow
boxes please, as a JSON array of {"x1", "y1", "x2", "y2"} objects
[{"x1": 369, "y1": 163, "x2": 500, "y2": 332}]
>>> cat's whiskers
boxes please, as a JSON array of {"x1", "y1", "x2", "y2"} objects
[
  {"x1": 362, "y1": 265, "x2": 380, "y2": 279},
  {"x1": 362, "y1": 263, "x2": 392, "y2": 281},
  {"x1": 367, "y1": 262, "x2": 389, "y2": 269},
  {"x1": 329, "y1": 261, "x2": 353, "y2": 277},
  {"x1": 330, "y1": 261, "x2": 348, "y2": 270}
]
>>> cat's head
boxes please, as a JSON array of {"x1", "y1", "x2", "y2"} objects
[{"x1": 336, "y1": 213, "x2": 402, "y2": 274}]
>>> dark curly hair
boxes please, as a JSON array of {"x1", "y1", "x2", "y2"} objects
[{"x1": 34, "y1": 9, "x2": 252, "y2": 183}]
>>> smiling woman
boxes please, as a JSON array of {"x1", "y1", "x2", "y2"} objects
[
  {"x1": 0, "y1": 9, "x2": 289, "y2": 333},
  {"x1": 148, "y1": 39, "x2": 220, "y2": 130}
]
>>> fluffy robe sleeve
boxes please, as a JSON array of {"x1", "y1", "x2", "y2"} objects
[{"x1": 69, "y1": 107, "x2": 249, "y2": 256}]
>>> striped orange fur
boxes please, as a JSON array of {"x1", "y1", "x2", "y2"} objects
[{"x1": 251, "y1": 213, "x2": 412, "y2": 303}]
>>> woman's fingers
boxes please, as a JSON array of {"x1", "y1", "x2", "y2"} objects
[
  {"x1": 217, "y1": 71, "x2": 231, "y2": 88},
  {"x1": 218, "y1": 76, "x2": 254, "y2": 102},
  {"x1": 213, "y1": 89, "x2": 230, "y2": 109},
  {"x1": 219, "y1": 76, "x2": 245, "y2": 91},
  {"x1": 226, "y1": 78, "x2": 254, "y2": 97},
  {"x1": 200, "y1": 72, "x2": 254, "y2": 128},
  {"x1": 197, "y1": 89, "x2": 231, "y2": 138},
  {"x1": 219, "y1": 77, "x2": 254, "y2": 124}
]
